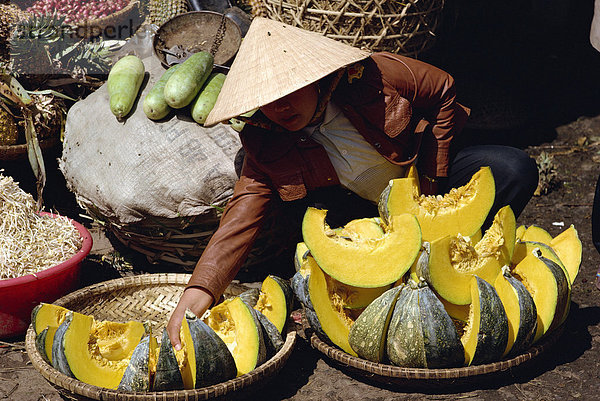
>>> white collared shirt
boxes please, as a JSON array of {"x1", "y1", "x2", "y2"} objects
[{"x1": 303, "y1": 102, "x2": 406, "y2": 203}]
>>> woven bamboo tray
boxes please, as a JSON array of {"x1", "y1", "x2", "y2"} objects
[
  {"x1": 25, "y1": 273, "x2": 297, "y2": 401},
  {"x1": 304, "y1": 311, "x2": 563, "y2": 387}
]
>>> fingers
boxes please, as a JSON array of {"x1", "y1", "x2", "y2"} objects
[
  {"x1": 166, "y1": 307, "x2": 184, "y2": 350},
  {"x1": 167, "y1": 287, "x2": 214, "y2": 351}
]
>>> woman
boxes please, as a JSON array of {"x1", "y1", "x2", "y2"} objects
[{"x1": 166, "y1": 17, "x2": 538, "y2": 349}]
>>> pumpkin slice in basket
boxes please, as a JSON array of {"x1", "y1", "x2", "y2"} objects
[
  {"x1": 460, "y1": 276, "x2": 509, "y2": 366},
  {"x1": 378, "y1": 166, "x2": 495, "y2": 241},
  {"x1": 51, "y1": 311, "x2": 147, "y2": 389},
  {"x1": 493, "y1": 266, "x2": 537, "y2": 358},
  {"x1": 511, "y1": 248, "x2": 570, "y2": 342},
  {"x1": 302, "y1": 207, "x2": 421, "y2": 288},
  {"x1": 550, "y1": 224, "x2": 582, "y2": 285},
  {"x1": 205, "y1": 296, "x2": 267, "y2": 376},
  {"x1": 423, "y1": 205, "x2": 516, "y2": 305},
  {"x1": 118, "y1": 331, "x2": 158, "y2": 391},
  {"x1": 385, "y1": 278, "x2": 465, "y2": 369}
]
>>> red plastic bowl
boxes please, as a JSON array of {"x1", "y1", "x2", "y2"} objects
[{"x1": 0, "y1": 213, "x2": 93, "y2": 339}]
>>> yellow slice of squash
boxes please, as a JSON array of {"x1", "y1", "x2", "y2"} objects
[
  {"x1": 302, "y1": 207, "x2": 422, "y2": 288},
  {"x1": 424, "y1": 205, "x2": 516, "y2": 305},
  {"x1": 550, "y1": 225, "x2": 582, "y2": 285},
  {"x1": 378, "y1": 166, "x2": 495, "y2": 241},
  {"x1": 307, "y1": 260, "x2": 357, "y2": 356}
]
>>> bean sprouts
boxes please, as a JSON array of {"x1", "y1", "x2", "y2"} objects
[{"x1": 0, "y1": 173, "x2": 82, "y2": 280}]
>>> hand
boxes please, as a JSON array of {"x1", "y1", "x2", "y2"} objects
[{"x1": 166, "y1": 287, "x2": 214, "y2": 350}]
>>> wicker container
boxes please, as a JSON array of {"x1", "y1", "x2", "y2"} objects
[
  {"x1": 302, "y1": 310, "x2": 563, "y2": 388},
  {"x1": 25, "y1": 273, "x2": 297, "y2": 400},
  {"x1": 259, "y1": 0, "x2": 446, "y2": 58},
  {"x1": 87, "y1": 203, "x2": 294, "y2": 270}
]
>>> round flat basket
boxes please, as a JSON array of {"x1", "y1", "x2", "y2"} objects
[
  {"x1": 25, "y1": 273, "x2": 297, "y2": 401},
  {"x1": 261, "y1": 0, "x2": 445, "y2": 58},
  {"x1": 307, "y1": 321, "x2": 562, "y2": 387}
]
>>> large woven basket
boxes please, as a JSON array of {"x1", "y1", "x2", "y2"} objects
[
  {"x1": 25, "y1": 273, "x2": 297, "y2": 401},
  {"x1": 258, "y1": 0, "x2": 445, "y2": 58},
  {"x1": 307, "y1": 319, "x2": 563, "y2": 388},
  {"x1": 84, "y1": 197, "x2": 295, "y2": 271}
]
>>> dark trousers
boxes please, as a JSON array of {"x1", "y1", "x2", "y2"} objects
[{"x1": 284, "y1": 144, "x2": 538, "y2": 232}]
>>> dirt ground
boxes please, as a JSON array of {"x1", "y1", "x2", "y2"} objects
[{"x1": 2, "y1": 1, "x2": 600, "y2": 400}]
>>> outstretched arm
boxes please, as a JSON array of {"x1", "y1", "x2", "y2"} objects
[{"x1": 166, "y1": 155, "x2": 274, "y2": 349}]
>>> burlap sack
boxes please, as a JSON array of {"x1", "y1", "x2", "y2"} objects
[{"x1": 59, "y1": 55, "x2": 242, "y2": 225}]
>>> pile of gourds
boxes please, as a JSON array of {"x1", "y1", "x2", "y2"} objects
[
  {"x1": 293, "y1": 166, "x2": 581, "y2": 368},
  {"x1": 31, "y1": 275, "x2": 293, "y2": 391}
]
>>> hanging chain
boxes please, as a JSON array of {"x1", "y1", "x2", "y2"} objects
[{"x1": 210, "y1": 14, "x2": 227, "y2": 57}]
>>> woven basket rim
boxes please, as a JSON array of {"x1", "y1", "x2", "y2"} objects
[
  {"x1": 309, "y1": 326, "x2": 563, "y2": 381},
  {"x1": 25, "y1": 273, "x2": 297, "y2": 400}
]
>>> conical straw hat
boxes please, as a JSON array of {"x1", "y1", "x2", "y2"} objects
[{"x1": 204, "y1": 17, "x2": 372, "y2": 126}]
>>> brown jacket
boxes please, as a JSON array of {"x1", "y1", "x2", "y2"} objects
[{"x1": 187, "y1": 52, "x2": 470, "y2": 301}]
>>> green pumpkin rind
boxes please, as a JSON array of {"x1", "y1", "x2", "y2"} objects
[
  {"x1": 35, "y1": 327, "x2": 52, "y2": 364},
  {"x1": 470, "y1": 276, "x2": 509, "y2": 366},
  {"x1": 304, "y1": 306, "x2": 329, "y2": 342},
  {"x1": 291, "y1": 270, "x2": 312, "y2": 309},
  {"x1": 501, "y1": 270, "x2": 538, "y2": 357},
  {"x1": 118, "y1": 335, "x2": 153, "y2": 391},
  {"x1": 239, "y1": 288, "x2": 261, "y2": 307},
  {"x1": 251, "y1": 308, "x2": 285, "y2": 358},
  {"x1": 153, "y1": 328, "x2": 183, "y2": 391},
  {"x1": 51, "y1": 312, "x2": 75, "y2": 378},
  {"x1": 348, "y1": 285, "x2": 403, "y2": 363},
  {"x1": 539, "y1": 255, "x2": 571, "y2": 332},
  {"x1": 386, "y1": 280, "x2": 464, "y2": 368},
  {"x1": 187, "y1": 316, "x2": 237, "y2": 388}
]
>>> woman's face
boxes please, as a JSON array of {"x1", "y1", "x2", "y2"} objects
[{"x1": 260, "y1": 83, "x2": 319, "y2": 131}]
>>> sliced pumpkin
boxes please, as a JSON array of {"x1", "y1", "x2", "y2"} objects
[
  {"x1": 293, "y1": 242, "x2": 310, "y2": 272},
  {"x1": 302, "y1": 207, "x2": 422, "y2": 288},
  {"x1": 254, "y1": 275, "x2": 293, "y2": 333},
  {"x1": 512, "y1": 249, "x2": 570, "y2": 342},
  {"x1": 493, "y1": 266, "x2": 537, "y2": 357},
  {"x1": 187, "y1": 314, "x2": 237, "y2": 387},
  {"x1": 423, "y1": 205, "x2": 516, "y2": 305},
  {"x1": 512, "y1": 240, "x2": 572, "y2": 297},
  {"x1": 515, "y1": 225, "x2": 526, "y2": 242},
  {"x1": 378, "y1": 166, "x2": 495, "y2": 241},
  {"x1": 51, "y1": 311, "x2": 146, "y2": 389},
  {"x1": 339, "y1": 217, "x2": 385, "y2": 240},
  {"x1": 307, "y1": 260, "x2": 358, "y2": 356},
  {"x1": 348, "y1": 286, "x2": 403, "y2": 363},
  {"x1": 35, "y1": 326, "x2": 57, "y2": 364},
  {"x1": 31, "y1": 303, "x2": 70, "y2": 335},
  {"x1": 460, "y1": 276, "x2": 508, "y2": 366},
  {"x1": 386, "y1": 278, "x2": 464, "y2": 368},
  {"x1": 520, "y1": 225, "x2": 553, "y2": 244},
  {"x1": 119, "y1": 332, "x2": 158, "y2": 391},
  {"x1": 550, "y1": 225, "x2": 582, "y2": 285},
  {"x1": 205, "y1": 297, "x2": 267, "y2": 376}
]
